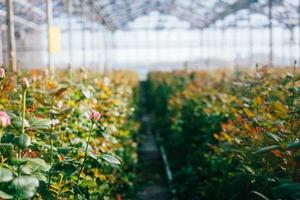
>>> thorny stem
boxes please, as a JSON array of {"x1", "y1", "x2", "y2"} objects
[
  {"x1": 20, "y1": 89, "x2": 27, "y2": 159},
  {"x1": 76, "y1": 121, "x2": 94, "y2": 184},
  {"x1": 48, "y1": 97, "x2": 55, "y2": 190},
  {"x1": 254, "y1": 64, "x2": 260, "y2": 134},
  {"x1": 290, "y1": 60, "x2": 297, "y2": 135},
  {"x1": 21, "y1": 89, "x2": 26, "y2": 135},
  {"x1": 0, "y1": 129, "x2": 2, "y2": 143}
]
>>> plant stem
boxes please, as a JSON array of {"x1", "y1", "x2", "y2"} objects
[
  {"x1": 76, "y1": 122, "x2": 94, "y2": 184},
  {"x1": 290, "y1": 60, "x2": 296, "y2": 135},
  {"x1": 0, "y1": 129, "x2": 2, "y2": 143},
  {"x1": 19, "y1": 89, "x2": 26, "y2": 159},
  {"x1": 48, "y1": 97, "x2": 54, "y2": 190},
  {"x1": 21, "y1": 89, "x2": 26, "y2": 135}
]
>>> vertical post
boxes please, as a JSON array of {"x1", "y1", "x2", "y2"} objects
[
  {"x1": 289, "y1": 28, "x2": 294, "y2": 64},
  {"x1": 104, "y1": 30, "x2": 108, "y2": 73},
  {"x1": 95, "y1": 28, "x2": 99, "y2": 72},
  {"x1": 221, "y1": 19, "x2": 225, "y2": 68},
  {"x1": 156, "y1": 30, "x2": 160, "y2": 65},
  {"x1": 280, "y1": 26, "x2": 284, "y2": 65},
  {"x1": 248, "y1": 9, "x2": 253, "y2": 67},
  {"x1": 110, "y1": 31, "x2": 114, "y2": 70},
  {"x1": 206, "y1": 28, "x2": 209, "y2": 68},
  {"x1": 216, "y1": 24, "x2": 219, "y2": 68},
  {"x1": 203, "y1": 29, "x2": 207, "y2": 68},
  {"x1": 91, "y1": 2, "x2": 95, "y2": 70},
  {"x1": 46, "y1": 0, "x2": 53, "y2": 72},
  {"x1": 268, "y1": 0, "x2": 273, "y2": 67},
  {"x1": 234, "y1": 13, "x2": 238, "y2": 70},
  {"x1": 213, "y1": 24, "x2": 217, "y2": 68},
  {"x1": 67, "y1": 0, "x2": 73, "y2": 71},
  {"x1": 199, "y1": 28, "x2": 203, "y2": 67},
  {"x1": 81, "y1": 0, "x2": 86, "y2": 68},
  {"x1": 298, "y1": 0, "x2": 300, "y2": 66},
  {"x1": 6, "y1": 0, "x2": 16, "y2": 72},
  {"x1": 0, "y1": 29, "x2": 3, "y2": 67},
  {"x1": 97, "y1": 29, "x2": 102, "y2": 72}
]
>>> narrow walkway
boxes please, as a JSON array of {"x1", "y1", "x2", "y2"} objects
[{"x1": 135, "y1": 82, "x2": 170, "y2": 200}]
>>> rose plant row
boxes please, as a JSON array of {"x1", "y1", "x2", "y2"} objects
[
  {"x1": 0, "y1": 68, "x2": 139, "y2": 199},
  {"x1": 147, "y1": 66, "x2": 300, "y2": 199}
]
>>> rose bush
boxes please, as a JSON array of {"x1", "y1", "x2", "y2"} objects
[
  {"x1": 0, "y1": 68, "x2": 139, "y2": 199},
  {"x1": 147, "y1": 67, "x2": 300, "y2": 200}
]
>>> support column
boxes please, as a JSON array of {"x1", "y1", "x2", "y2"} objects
[
  {"x1": 0, "y1": 29, "x2": 3, "y2": 67},
  {"x1": 213, "y1": 24, "x2": 217, "y2": 68},
  {"x1": 67, "y1": 0, "x2": 73, "y2": 70},
  {"x1": 289, "y1": 28, "x2": 294, "y2": 64},
  {"x1": 6, "y1": 0, "x2": 16, "y2": 72},
  {"x1": 221, "y1": 19, "x2": 225, "y2": 68},
  {"x1": 81, "y1": 0, "x2": 86, "y2": 68},
  {"x1": 248, "y1": 9, "x2": 253, "y2": 67},
  {"x1": 110, "y1": 31, "x2": 114, "y2": 70},
  {"x1": 199, "y1": 28, "x2": 203, "y2": 67},
  {"x1": 268, "y1": 0, "x2": 273, "y2": 67},
  {"x1": 91, "y1": 2, "x2": 96, "y2": 70},
  {"x1": 206, "y1": 27, "x2": 210, "y2": 69},
  {"x1": 46, "y1": 0, "x2": 54, "y2": 72},
  {"x1": 103, "y1": 30, "x2": 108, "y2": 73},
  {"x1": 97, "y1": 29, "x2": 102, "y2": 72},
  {"x1": 234, "y1": 13, "x2": 238, "y2": 70},
  {"x1": 298, "y1": 0, "x2": 300, "y2": 66}
]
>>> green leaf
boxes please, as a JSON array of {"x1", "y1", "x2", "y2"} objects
[
  {"x1": 24, "y1": 158, "x2": 50, "y2": 172},
  {"x1": 9, "y1": 158, "x2": 27, "y2": 166},
  {"x1": 243, "y1": 165, "x2": 255, "y2": 175},
  {"x1": 0, "y1": 144, "x2": 14, "y2": 157},
  {"x1": 0, "y1": 190, "x2": 13, "y2": 199},
  {"x1": 243, "y1": 108, "x2": 255, "y2": 118},
  {"x1": 52, "y1": 162, "x2": 77, "y2": 177},
  {"x1": 101, "y1": 154, "x2": 121, "y2": 165},
  {"x1": 266, "y1": 132, "x2": 282, "y2": 142},
  {"x1": 272, "y1": 182, "x2": 300, "y2": 199},
  {"x1": 30, "y1": 118, "x2": 52, "y2": 130},
  {"x1": 33, "y1": 172, "x2": 47, "y2": 182},
  {"x1": 255, "y1": 145, "x2": 280, "y2": 154},
  {"x1": 79, "y1": 85, "x2": 93, "y2": 99},
  {"x1": 12, "y1": 176, "x2": 39, "y2": 199},
  {"x1": 0, "y1": 167, "x2": 13, "y2": 182},
  {"x1": 251, "y1": 191, "x2": 271, "y2": 200},
  {"x1": 293, "y1": 153, "x2": 300, "y2": 162},
  {"x1": 18, "y1": 133, "x2": 31, "y2": 149},
  {"x1": 273, "y1": 101, "x2": 288, "y2": 115},
  {"x1": 57, "y1": 147, "x2": 76, "y2": 155},
  {"x1": 88, "y1": 151, "x2": 98, "y2": 160},
  {"x1": 21, "y1": 166, "x2": 32, "y2": 175},
  {"x1": 11, "y1": 117, "x2": 29, "y2": 129},
  {"x1": 287, "y1": 142, "x2": 300, "y2": 150}
]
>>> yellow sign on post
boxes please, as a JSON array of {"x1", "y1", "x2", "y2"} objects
[{"x1": 48, "y1": 26, "x2": 61, "y2": 54}]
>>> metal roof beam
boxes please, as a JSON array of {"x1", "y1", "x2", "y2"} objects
[{"x1": 0, "y1": 9, "x2": 40, "y2": 30}]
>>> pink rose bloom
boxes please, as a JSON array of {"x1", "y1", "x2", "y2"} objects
[
  {"x1": 0, "y1": 112, "x2": 11, "y2": 128},
  {"x1": 90, "y1": 110, "x2": 101, "y2": 121},
  {"x1": 20, "y1": 77, "x2": 30, "y2": 89},
  {"x1": 0, "y1": 68, "x2": 5, "y2": 79}
]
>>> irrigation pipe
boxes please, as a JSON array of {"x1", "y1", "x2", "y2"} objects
[{"x1": 156, "y1": 132, "x2": 177, "y2": 198}]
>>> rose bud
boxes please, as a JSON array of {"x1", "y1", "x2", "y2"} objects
[
  {"x1": 43, "y1": 69, "x2": 48, "y2": 77},
  {"x1": 0, "y1": 68, "x2": 5, "y2": 79},
  {"x1": 80, "y1": 67, "x2": 85, "y2": 73},
  {"x1": 90, "y1": 110, "x2": 101, "y2": 121},
  {"x1": 20, "y1": 77, "x2": 30, "y2": 89},
  {"x1": 83, "y1": 74, "x2": 87, "y2": 80},
  {"x1": 0, "y1": 111, "x2": 11, "y2": 128}
]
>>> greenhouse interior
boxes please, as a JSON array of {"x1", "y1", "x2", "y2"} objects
[{"x1": 0, "y1": 0, "x2": 299, "y2": 199}]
